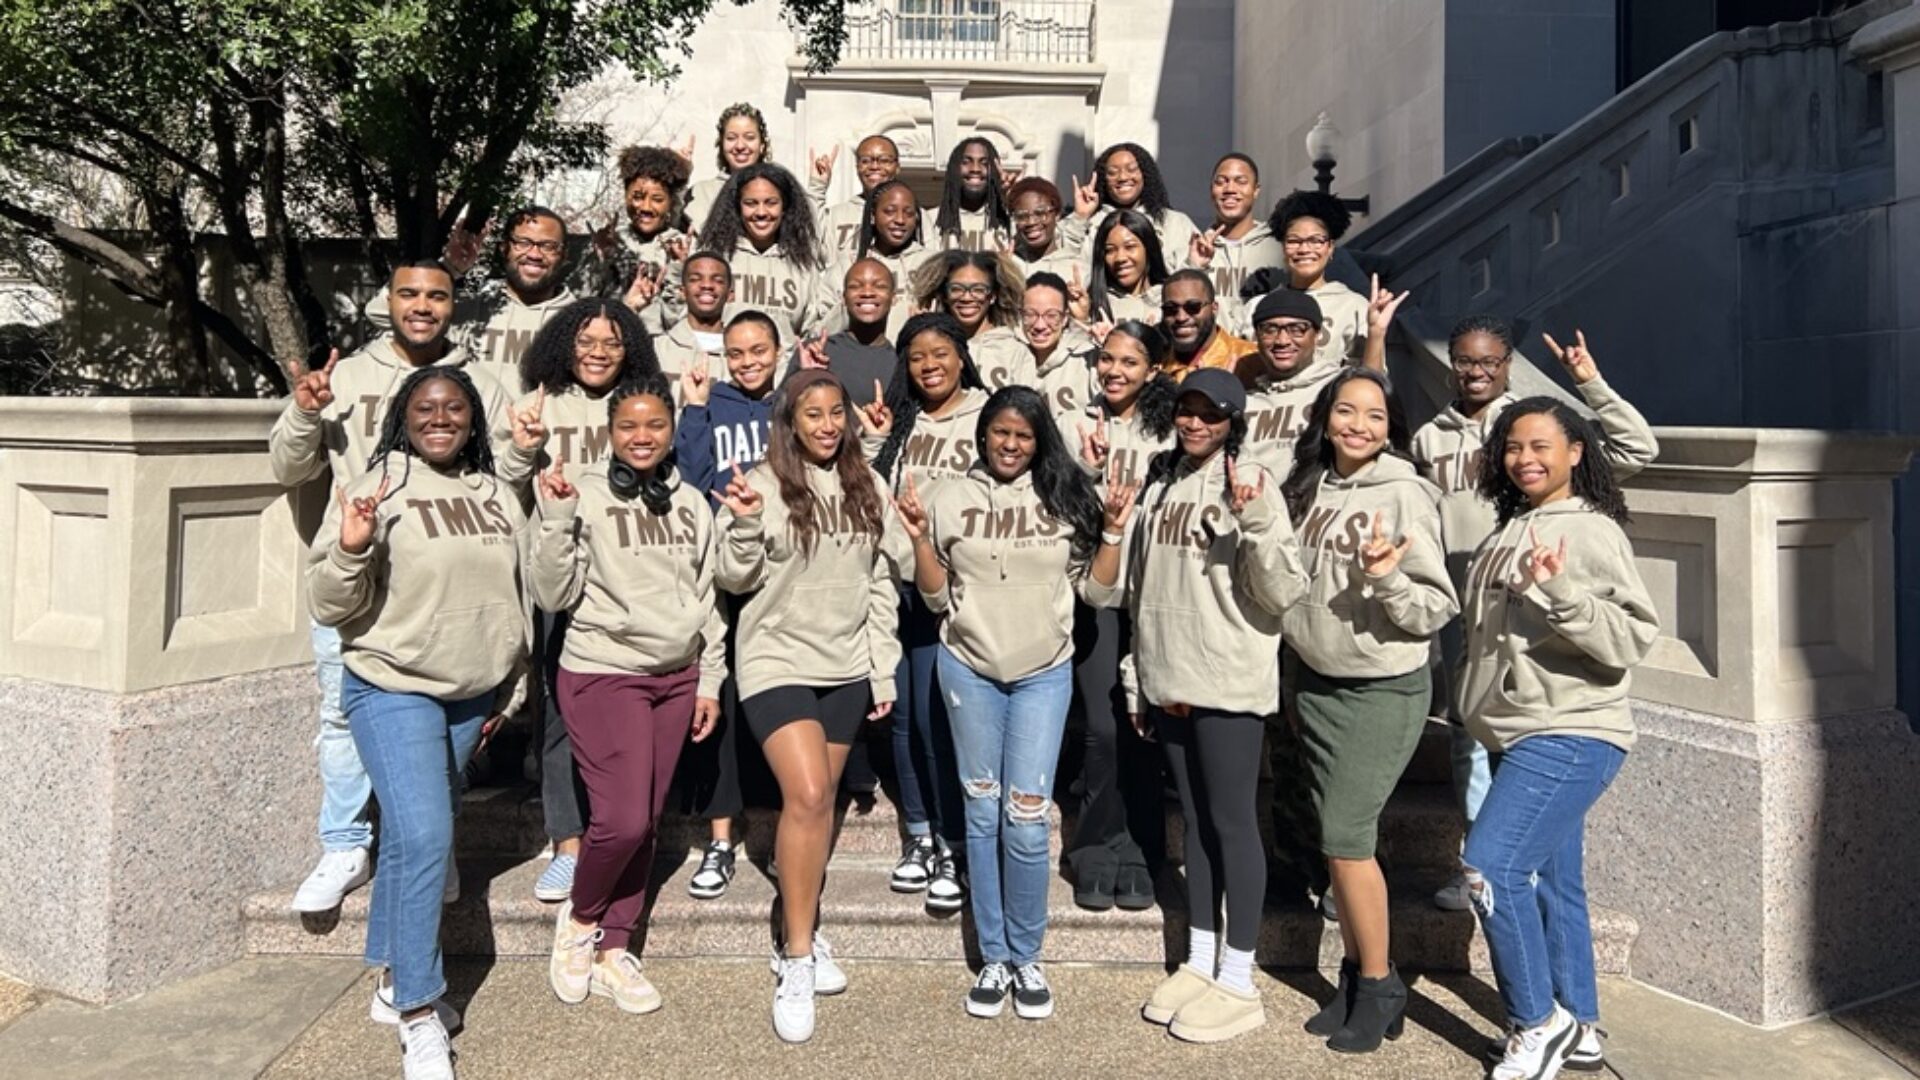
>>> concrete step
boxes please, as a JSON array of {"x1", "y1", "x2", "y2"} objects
[
  {"x1": 454, "y1": 779, "x2": 1467, "y2": 873},
  {"x1": 242, "y1": 850, "x2": 1634, "y2": 974}
]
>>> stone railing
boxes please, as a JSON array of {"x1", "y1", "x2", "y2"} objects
[
  {"x1": 836, "y1": 0, "x2": 1097, "y2": 66},
  {"x1": 0, "y1": 398, "x2": 321, "y2": 1003}
]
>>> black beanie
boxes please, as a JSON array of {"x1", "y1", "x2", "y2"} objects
[{"x1": 1250, "y1": 288, "x2": 1323, "y2": 329}]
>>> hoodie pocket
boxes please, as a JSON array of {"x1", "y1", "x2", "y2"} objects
[
  {"x1": 768, "y1": 581, "x2": 868, "y2": 643},
  {"x1": 953, "y1": 581, "x2": 1066, "y2": 677},
  {"x1": 409, "y1": 602, "x2": 522, "y2": 691}
]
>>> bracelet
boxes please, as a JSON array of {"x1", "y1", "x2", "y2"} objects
[{"x1": 1101, "y1": 530, "x2": 1125, "y2": 546}]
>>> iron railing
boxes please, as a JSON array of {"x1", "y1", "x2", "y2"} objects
[{"x1": 838, "y1": 1, "x2": 1097, "y2": 65}]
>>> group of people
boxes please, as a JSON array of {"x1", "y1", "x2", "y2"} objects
[{"x1": 270, "y1": 102, "x2": 1663, "y2": 1080}]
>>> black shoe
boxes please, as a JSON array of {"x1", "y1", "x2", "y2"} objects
[
  {"x1": 1073, "y1": 862, "x2": 1116, "y2": 911},
  {"x1": 966, "y1": 962, "x2": 1012, "y2": 1018},
  {"x1": 1011, "y1": 962, "x2": 1054, "y2": 1020},
  {"x1": 1326, "y1": 964, "x2": 1407, "y2": 1054},
  {"x1": 890, "y1": 836, "x2": 936, "y2": 893},
  {"x1": 687, "y1": 840, "x2": 736, "y2": 900},
  {"x1": 1303, "y1": 958, "x2": 1357, "y2": 1036},
  {"x1": 925, "y1": 840, "x2": 965, "y2": 913},
  {"x1": 1113, "y1": 864, "x2": 1155, "y2": 911}
]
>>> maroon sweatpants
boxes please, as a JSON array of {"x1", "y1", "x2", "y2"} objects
[{"x1": 556, "y1": 664, "x2": 699, "y2": 950}]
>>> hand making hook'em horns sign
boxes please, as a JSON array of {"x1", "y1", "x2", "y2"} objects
[
  {"x1": 719, "y1": 462, "x2": 763, "y2": 517},
  {"x1": 1225, "y1": 455, "x2": 1264, "y2": 517},
  {"x1": 1358, "y1": 510, "x2": 1414, "y2": 579},
  {"x1": 1520, "y1": 524, "x2": 1569, "y2": 585},
  {"x1": 292, "y1": 348, "x2": 340, "y2": 414},
  {"x1": 336, "y1": 474, "x2": 391, "y2": 556}
]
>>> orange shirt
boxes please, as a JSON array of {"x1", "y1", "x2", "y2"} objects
[{"x1": 1162, "y1": 327, "x2": 1256, "y2": 382}]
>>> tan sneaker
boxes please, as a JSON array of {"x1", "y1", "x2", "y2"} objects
[
  {"x1": 1141, "y1": 964, "x2": 1213, "y2": 1025},
  {"x1": 549, "y1": 902, "x2": 597, "y2": 1005},
  {"x1": 591, "y1": 950, "x2": 663, "y2": 1015},
  {"x1": 1168, "y1": 981, "x2": 1267, "y2": 1043}
]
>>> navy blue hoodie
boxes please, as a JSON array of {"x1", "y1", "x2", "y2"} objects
[{"x1": 676, "y1": 379, "x2": 774, "y2": 506}]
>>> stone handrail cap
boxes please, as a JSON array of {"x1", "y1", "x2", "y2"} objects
[
  {"x1": 0, "y1": 396, "x2": 283, "y2": 451},
  {"x1": 1850, "y1": 4, "x2": 1920, "y2": 69},
  {"x1": 1640, "y1": 426, "x2": 1920, "y2": 479}
]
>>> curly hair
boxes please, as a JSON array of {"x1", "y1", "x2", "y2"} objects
[
  {"x1": 1088, "y1": 210, "x2": 1170, "y2": 322},
  {"x1": 934, "y1": 137, "x2": 1011, "y2": 240},
  {"x1": 907, "y1": 249, "x2": 1024, "y2": 330},
  {"x1": 1270, "y1": 189, "x2": 1353, "y2": 242},
  {"x1": 872, "y1": 312, "x2": 987, "y2": 482},
  {"x1": 1093, "y1": 142, "x2": 1174, "y2": 224},
  {"x1": 367, "y1": 365, "x2": 496, "y2": 479},
  {"x1": 518, "y1": 297, "x2": 660, "y2": 395},
  {"x1": 696, "y1": 162, "x2": 822, "y2": 269},
  {"x1": 713, "y1": 103, "x2": 771, "y2": 173},
  {"x1": 1476, "y1": 397, "x2": 1631, "y2": 526},
  {"x1": 1279, "y1": 367, "x2": 1414, "y2": 525},
  {"x1": 1101, "y1": 319, "x2": 1177, "y2": 440},
  {"x1": 763, "y1": 372, "x2": 888, "y2": 558},
  {"x1": 856, "y1": 178, "x2": 925, "y2": 258},
  {"x1": 616, "y1": 145, "x2": 692, "y2": 233},
  {"x1": 976, "y1": 386, "x2": 1103, "y2": 569}
]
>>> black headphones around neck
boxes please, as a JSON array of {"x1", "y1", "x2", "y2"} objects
[{"x1": 609, "y1": 458, "x2": 675, "y2": 516}]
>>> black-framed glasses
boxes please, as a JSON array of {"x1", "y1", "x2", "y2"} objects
[
  {"x1": 508, "y1": 236, "x2": 564, "y2": 256},
  {"x1": 1450, "y1": 354, "x2": 1511, "y2": 373},
  {"x1": 857, "y1": 154, "x2": 898, "y2": 167},
  {"x1": 1256, "y1": 321, "x2": 1316, "y2": 341},
  {"x1": 1281, "y1": 235, "x2": 1331, "y2": 250},
  {"x1": 946, "y1": 282, "x2": 993, "y2": 299}
]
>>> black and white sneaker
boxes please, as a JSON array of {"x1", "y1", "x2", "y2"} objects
[
  {"x1": 1012, "y1": 962, "x2": 1054, "y2": 1020},
  {"x1": 925, "y1": 842, "x2": 965, "y2": 913},
  {"x1": 1490, "y1": 1004, "x2": 1578, "y2": 1080},
  {"x1": 688, "y1": 840, "x2": 736, "y2": 900},
  {"x1": 966, "y1": 962, "x2": 1012, "y2": 1018},
  {"x1": 890, "y1": 836, "x2": 936, "y2": 893},
  {"x1": 1563, "y1": 1023, "x2": 1606, "y2": 1072}
]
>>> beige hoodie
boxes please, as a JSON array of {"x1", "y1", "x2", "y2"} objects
[
  {"x1": 1082, "y1": 448, "x2": 1308, "y2": 716},
  {"x1": 815, "y1": 243, "x2": 937, "y2": 339},
  {"x1": 1412, "y1": 381, "x2": 1659, "y2": 591},
  {"x1": 1241, "y1": 350, "x2": 1346, "y2": 451},
  {"x1": 1282, "y1": 454, "x2": 1458, "y2": 678},
  {"x1": 365, "y1": 281, "x2": 578, "y2": 388},
  {"x1": 1031, "y1": 323, "x2": 1101, "y2": 416},
  {"x1": 871, "y1": 386, "x2": 991, "y2": 495},
  {"x1": 970, "y1": 326, "x2": 1039, "y2": 392},
  {"x1": 933, "y1": 207, "x2": 1009, "y2": 254},
  {"x1": 1457, "y1": 497, "x2": 1660, "y2": 752},
  {"x1": 1061, "y1": 205, "x2": 1197, "y2": 272},
  {"x1": 516, "y1": 386, "x2": 617, "y2": 475},
  {"x1": 308, "y1": 463, "x2": 531, "y2": 703},
  {"x1": 1052, "y1": 401, "x2": 1174, "y2": 490},
  {"x1": 716, "y1": 461, "x2": 911, "y2": 702},
  {"x1": 920, "y1": 468, "x2": 1099, "y2": 682},
  {"x1": 1206, "y1": 221, "x2": 1285, "y2": 332},
  {"x1": 530, "y1": 463, "x2": 728, "y2": 697},
  {"x1": 1235, "y1": 279, "x2": 1368, "y2": 363},
  {"x1": 573, "y1": 227, "x2": 689, "y2": 335},
  {"x1": 268, "y1": 337, "x2": 537, "y2": 489},
  {"x1": 1013, "y1": 243, "x2": 1083, "y2": 284},
  {"x1": 723, "y1": 238, "x2": 824, "y2": 340}
]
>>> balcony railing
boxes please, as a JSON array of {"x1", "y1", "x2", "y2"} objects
[{"x1": 839, "y1": 1, "x2": 1096, "y2": 65}]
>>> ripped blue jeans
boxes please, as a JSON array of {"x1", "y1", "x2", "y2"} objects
[
  {"x1": 1462, "y1": 734, "x2": 1626, "y2": 1027},
  {"x1": 937, "y1": 648, "x2": 1072, "y2": 967}
]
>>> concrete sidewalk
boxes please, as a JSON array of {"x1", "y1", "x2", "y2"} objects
[{"x1": 0, "y1": 960, "x2": 1913, "y2": 1079}]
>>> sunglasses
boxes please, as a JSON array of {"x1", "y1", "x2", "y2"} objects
[{"x1": 1160, "y1": 300, "x2": 1210, "y2": 318}]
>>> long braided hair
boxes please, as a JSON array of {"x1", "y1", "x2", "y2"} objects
[
  {"x1": 367, "y1": 366, "x2": 496, "y2": 478},
  {"x1": 856, "y1": 178, "x2": 926, "y2": 258},
  {"x1": 872, "y1": 312, "x2": 987, "y2": 482},
  {"x1": 934, "y1": 137, "x2": 1012, "y2": 240},
  {"x1": 1093, "y1": 142, "x2": 1175, "y2": 224}
]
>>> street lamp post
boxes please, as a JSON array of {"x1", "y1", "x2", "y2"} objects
[{"x1": 1306, "y1": 112, "x2": 1371, "y2": 216}]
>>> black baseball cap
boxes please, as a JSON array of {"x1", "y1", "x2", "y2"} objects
[{"x1": 1178, "y1": 367, "x2": 1247, "y2": 415}]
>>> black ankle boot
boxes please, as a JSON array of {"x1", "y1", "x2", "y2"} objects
[
  {"x1": 1326, "y1": 964, "x2": 1407, "y2": 1053},
  {"x1": 1304, "y1": 958, "x2": 1358, "y2": 1036}
]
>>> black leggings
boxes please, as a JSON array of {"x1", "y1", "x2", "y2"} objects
[
  {"x1": 1161, "y1": 709, "x2": 1267, "y2": 952},
  {"x1": 1066, "y1": 604, "x2": 1165, "y2": 875}
]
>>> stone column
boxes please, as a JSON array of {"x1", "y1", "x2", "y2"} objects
[
  {"x1": 1590, "y1": 428, "x2": 1920, "y2": 1025},
  {"x1": 0, "y1": 398, "x2": 322, "y2": 1003}
]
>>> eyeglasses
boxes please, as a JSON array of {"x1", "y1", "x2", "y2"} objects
[
  {"x1": 575, "y1": 335, "x2": 622, "y2": 356},
  {"x1": 1022, "y1": 309, "x2": 1065, "y2": 326},
  {"x1": 946, "y1": 283, "x2": 993, "y2": 299},
  {"x1": 857, "y1": 154, "x2": 898, "y2": 167},
  {"x1": 1011, "y1": 209, "x2": 1058, "y2": 225},
  {"x1": 1160, "y1": 300, "x2": 1210, "y2": 318},
  {"x1": 1256, "y1": 321, "x2": 1316, "y2": 341},
  {"x1": 1103, "y1": 165, "x2": 1143, "y2": 180},
  {"x1": 1282, "y1": 235, "x2": 1331, "y2": 250},
  {"x1": 1450, "y1": 354, "x2": 1510, "y2": 373},
  {"x1": 508, "y1": 236, "x2": 564, "y2": 256}
]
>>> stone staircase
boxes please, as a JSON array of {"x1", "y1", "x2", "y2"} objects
[{"x1": 240, "y1": 726, "x2": 1638, "y2": 974}]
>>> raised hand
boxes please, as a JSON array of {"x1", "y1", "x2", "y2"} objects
[
  {"x1": 510, "y1": 387, "x2": 548, "y2": 450},
  {"x1": 337, "y1": 475, "x2": 390, "y2": 555},
  {"x1": 856, "y1": 379, "x2": 894, "y2": 438},
  {"x1": 1226, "y1": 455, "x2": 1265, "y2": 516},
  {"x1": 680, "y1": 357, "x2": 713, "y2": 407},
  {"x1": 1189, "y1": 227, "x2": 1220, "y2": 269},
  {"x1": 691, "y1": 697, "x2": 721, "y2": 742},
  {"x1": 663, "y1": 234, "x2": 689, "y2": 264},
  {"x1": 442, "y1": 219, "x2": 487, "y2": 277},
  {"x1": 1078, "y1": 415, "x2": 1110, "y2": 470},
  {"x1": 292, "y1": 348, "x2": 340, "y2": 414},
  {"x1": 1359, "y1": 509, "x2": 1414, "y2": 579},
  {"x1": 1521, "y1": 524, "x2": 1568, "y2": 584},
  {"x1": 1089, "y1": 318, "x2": 1114, "y2": 345},
  {"x1": 719, "y1": 462, "x2": 763, "y2": 517},
  {"x1": 673, "y1": 134, "x2": 696, "y2": 165},
  {"x1": 998, "y1": 162, "x2": 1022, "y2": 189},
  {"x1": 1367, "y1": 272, "x2": 1410, "y2": 337},
  {"x1": 538, "y1": 461, "x2": 576, "y2": 504},
  {"x1": 1102, "y1": 459, "x2": 1140, "y2": 531},
  {"x1": 590, "y1": 215, "x2": 620, "y2": 260},
  {"x1": 895, "y1": 474, "x2": 930, "y2": 542},
  {"x1": 810, "y1": 144, "x2": 836, "y2": 184},
  {"x1": 1542, "y1": 329, "x2": 1599, "y2": 385},
  {"x1": 1070, "y1": 173, "x2": 1100, "y2": 220},
  {"x1": 624, "y1": 262, "x2": 662, "y2": 312},
  {"x1": 1066, "y1": 264, "x2": 1092, "y2": 323},
  {"x1": 797, "y1": 329, "x2": 831, "y2": 371}
]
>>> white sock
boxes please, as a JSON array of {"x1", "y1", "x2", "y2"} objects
[
  {"x1": 1187, "y1": 929, "x2": 1217, "y2": 975},
  {"x1": 1218, "y1": 945, "x2": 1256, "y2": 993}
]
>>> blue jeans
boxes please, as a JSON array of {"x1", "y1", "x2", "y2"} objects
[
  {"x1": 1463, "y1": 734, "x2": 1627, "y2": 1027},
  {"x1": 892, "y1": 590, "x2": 962, "y2": 849},
  {"x1": 313, "y1": 621, "x2": 373, "y2": 851},
  {"x1": 343, "y1": 669, "x2": 491, "y2": 1012},
  {"x1": 938, "y1": 649, "x2": 1072, "y2": 966},
  {"x1": 1450, "y1": 724, "x2": 1492, "y2": 824}
]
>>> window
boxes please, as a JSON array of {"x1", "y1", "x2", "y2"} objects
[{"x1": 899, "y1": 0, "x2": 1001, "y2": 44}]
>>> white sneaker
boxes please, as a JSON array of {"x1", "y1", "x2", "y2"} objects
[
  {"x1": 549, "y1": 903, "x2": 597, "y2": 1006},
  {"x1": 396, "y1": 1011, "x2": 456, "y2": 1080},
  {"x1": 442, "y1": 855, "x2": 460, "y2": 905},
  {"x1": 1434, "y1": 872, "x2": 1473, "y2": 912},
  {"x1": 1491, "y1": 1004, "x2": 1579, "y2": 1080},
  {"x1": 291, "y1": 848, "x2": 370, "y2": 912},
  {"x1": 1564, "y1": 1023, "x2": 1606, "y2": 1072},
  {"x1": 773, "y1": 956, "x2": 817, "y2": 1043},
  {"x1": 369, "y1": 972, "x2": 463, "y2": 1035},
  {"x1": 768, "y1": 931, "x2": 847, "y2": 995},
  {"x1": 926, "y1": 841, "x2": 965, "y2": 913}
]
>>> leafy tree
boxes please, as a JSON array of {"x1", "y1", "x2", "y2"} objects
[{"x1": 0, "y1": 0, "x2": 850, "y2": 395}]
